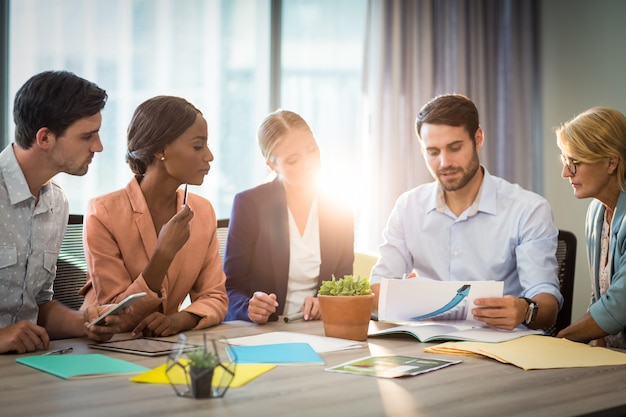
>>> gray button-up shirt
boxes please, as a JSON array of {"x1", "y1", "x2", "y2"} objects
[{"x1": 0, "y1": 144, "x2": 68, "y2": 326}]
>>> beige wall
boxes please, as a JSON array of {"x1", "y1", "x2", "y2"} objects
[{"x1": 541, "y1": 0, "x2": 626, "y2": 322}]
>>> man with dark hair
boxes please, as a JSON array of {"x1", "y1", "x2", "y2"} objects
[
  {"x1": 370, "y1": 94, "x2": 562, "y2": 331},
  {"x1": 0, "y1": 70, "x2": 125, "y2": 354}
]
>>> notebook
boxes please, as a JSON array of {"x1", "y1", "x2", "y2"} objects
[
  {"x1": 16, "y1": 354, "x2": 149, "y2": 380},
  {"x1": 226, "y1": 342, "x2": 324, "y2": 365}
]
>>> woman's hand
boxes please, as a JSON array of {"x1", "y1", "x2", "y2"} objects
[
  {"x1": 155, "y1": 205, "x2": 194, "y2": 261},
  {"x1": 131, "y1": 311, "x2": 198, "y2": 337},
  {"x1": 248, "y1": 292, "x2": 278, "y2": 324},
  {"x1": 302, "y1": 296, "x2": 321, "y2": 320}
]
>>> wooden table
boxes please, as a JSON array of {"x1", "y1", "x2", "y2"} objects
[{"x1": 1, "y1": 320, "x2": 625, "y2": 417}]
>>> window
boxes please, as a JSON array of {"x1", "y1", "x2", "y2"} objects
[
  {"x1": 281, "y1": 0, "x2": 366, "y2": 198},
  {"x1": 8, "y1": 0, "x2": 366, "y2": 220}
]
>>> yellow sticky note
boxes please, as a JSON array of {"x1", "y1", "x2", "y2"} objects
[{"x1": 130, "y1": 359, "x2": 276, "y2": 388}]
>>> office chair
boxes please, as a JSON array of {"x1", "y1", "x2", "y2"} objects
[
  {"x1": 353, "y1": 250, "x2": 378, "y2": 279},
  {"x1": 53, "y1": 214, "x2": 87, "y2": 310},
  {"x1": 216, "y1": 218, "x2": 229, "y2": 259},
  {"x1": 180, "y1": 218, "x2": 230, "y2": 311},
  {"x1": 544, "y1": 229, "x2": 577, "y2": 336}
]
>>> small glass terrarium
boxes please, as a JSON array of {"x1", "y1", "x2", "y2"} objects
[{"x1": 166, "y1": 333, "x2": 236, "y2": 399}]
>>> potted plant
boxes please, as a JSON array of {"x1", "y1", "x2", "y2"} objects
[
  {"x1": 317, "y1": 275, "x2": 374, "y2": 341},
  {"x1": 187, "y1": 346, "x2": 218, "y2": 399}
]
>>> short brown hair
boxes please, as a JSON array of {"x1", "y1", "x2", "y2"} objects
[
  {"x1": 14, "y1": 70, "x2": 107, "y2": 149},
  {"x1": 415, "y1": 94, "x2": 480, "y2": 142}
]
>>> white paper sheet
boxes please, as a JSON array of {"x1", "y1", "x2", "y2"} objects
[
  {"x1": 223, "y1": 331, "x2": 366, "y2": 353},
  {"x1": 378, "y1": 277, "x2": 504, "y2": 323}
]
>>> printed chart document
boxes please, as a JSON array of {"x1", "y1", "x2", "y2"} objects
[
  {"x1": 325, "y1": 355, "x2": 461, "y2": 378},
  {"x1": 377, "y1": 277, "x2": 504, "y2": 324},
  {"x1": 368, "y1": 323, "x2": 543, "y2": 343}
]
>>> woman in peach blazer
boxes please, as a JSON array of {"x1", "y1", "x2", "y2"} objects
[{"x1": 80, "y1": 96, "x2": 227, "y2": 336}]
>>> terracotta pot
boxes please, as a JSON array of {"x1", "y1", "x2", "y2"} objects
[{"x1": 318, "y1": 294, "x2": 374, "y2": 341}]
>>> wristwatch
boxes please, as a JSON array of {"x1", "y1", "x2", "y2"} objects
[{"x1": 522, "y1": 297, "x2": 538, "y2": 325}]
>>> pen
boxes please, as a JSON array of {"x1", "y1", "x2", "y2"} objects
[
  {"x1": 284, "y1": 312, "x2": 305, "y2": 323},
  {"x1": 43, "y1": 347, "x2": 73, "y2": 356},
  {"x1": 402, "y1": 269, "x2": 419, "y2": 280},
  {"x1": 183, "y1": 184, "x2": 188, "y2": 205}
]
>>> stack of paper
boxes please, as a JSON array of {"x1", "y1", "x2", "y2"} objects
[
  {"x1": 424, "y1": 335, "x2": 626, "y2": 370},
  {"x1": 223, "y1": 331, "x2": 365, "y2": 353}
]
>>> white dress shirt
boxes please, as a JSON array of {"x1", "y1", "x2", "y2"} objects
[{"x1": 284, "y1": 200, "x2": 321, "y2": 316}]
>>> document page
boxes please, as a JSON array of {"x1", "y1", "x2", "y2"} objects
[
  {"x1": 369, "y1": 323, "x2": 542, "y2": 343},
  {"x1": 223, "y1": 331, "x2": 365, "y2": 353},
  {"x1": 378, "y1": 277, "x2": 504, "y2": 324}
]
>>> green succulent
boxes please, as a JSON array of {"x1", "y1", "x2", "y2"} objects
[
  {"x1": 187, "y1": 348, "x2": 218, "y2": 369},
  {"x1": 318, "y1": 275, "x2": 372, "y2": 296}
]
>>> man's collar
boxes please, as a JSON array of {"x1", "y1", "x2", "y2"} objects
[
  {"x1": 1, "y1": 144, "x2": 34, "y2": 205},
  {"x1": 433, "y1": 166, "x2": 496, "y2": 216}
]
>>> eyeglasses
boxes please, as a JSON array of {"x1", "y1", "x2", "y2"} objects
[
  {"x1": 560, "y1": 154, "x2": 581, "y2": 175},
  {"x1": 165, "y1": 333, "x2": 236, "y2": 399}
]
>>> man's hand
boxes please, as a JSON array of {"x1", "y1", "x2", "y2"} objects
[
  {"x1": 248, "y1": 292, "x2": 278, "y2": 324},
  {"x1": 0, "y1": 321, "x2": 50, "y2": 354},
  {"x1": 471, "y1": 295, "x2": 526, "y2": 330}
]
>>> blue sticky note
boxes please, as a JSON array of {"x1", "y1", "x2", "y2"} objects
[{"x1": 226, "y1": 343, "x2": 324, "y2": 364}]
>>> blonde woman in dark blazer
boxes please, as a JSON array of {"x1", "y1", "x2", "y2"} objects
[{"x1": 224, "y1": 110, "x2": 354, "y2": 324}]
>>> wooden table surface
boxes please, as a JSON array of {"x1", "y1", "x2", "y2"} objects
[{"x1": 2, "y1": 319, "x2": 626, "y2": 417}]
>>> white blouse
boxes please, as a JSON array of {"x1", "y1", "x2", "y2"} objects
[{"x1": 283, "y1": 200, "x2": 321, "y2": 316}]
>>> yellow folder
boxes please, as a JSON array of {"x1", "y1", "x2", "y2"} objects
[{"x1": 424, "y1": 335, "x2": 626, "y2": 370}]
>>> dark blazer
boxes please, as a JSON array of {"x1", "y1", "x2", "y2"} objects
[{"x1": 224, "y1": 178, "x2": 354, "y2": 321}]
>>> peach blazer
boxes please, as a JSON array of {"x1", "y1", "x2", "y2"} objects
[{"x1": 79, "y1": 177, "x2": 227, "y2": 330}]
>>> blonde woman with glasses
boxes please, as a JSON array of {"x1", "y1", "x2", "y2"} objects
[{"x1": 556, "y1": 106, "x2": 626, "y2": 348}]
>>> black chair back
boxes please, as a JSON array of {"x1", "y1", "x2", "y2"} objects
[
  {"x1": 545, "y1": 229, "x2": 577, "y2": 336},
  {"x1": 53, "y1": 214, "x2": 87, "y2": 310},
  {"x1": 217, "y1": 218, "x2": 229, "y2": 259}
]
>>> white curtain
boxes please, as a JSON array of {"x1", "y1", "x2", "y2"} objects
[{"x1": 355, "y1": 0, "x2": 540, "y2": 251}]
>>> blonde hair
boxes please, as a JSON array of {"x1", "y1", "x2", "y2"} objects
[
  {"x1": 556, "y1": 106, "x2": 626, "y2": 189},
  {"x1": 257, "y1": 109, "x2": 312, "y2": 162}
]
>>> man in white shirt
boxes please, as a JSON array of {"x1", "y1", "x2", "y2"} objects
[
  {"x1": 370, "y1": 94, "x2": 562, "y2": 330},
  {"x1": 0, "y1": 70, "x2": 126, "y2": 354}
]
